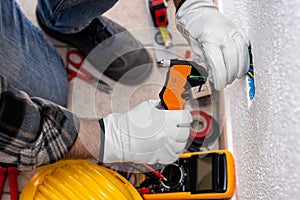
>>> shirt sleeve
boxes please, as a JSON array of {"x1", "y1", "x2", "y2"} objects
[{"x1": 0, "y1": 75, "x2": 79, "y2": 170}]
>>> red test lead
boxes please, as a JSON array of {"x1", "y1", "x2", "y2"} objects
[{"x1": 142, "y1": 164, "x2": 167, "y2": 182}]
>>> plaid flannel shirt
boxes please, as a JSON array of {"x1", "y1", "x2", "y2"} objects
[{"x1": 0, "y1": 76, "x2": 79, "y2": 170}]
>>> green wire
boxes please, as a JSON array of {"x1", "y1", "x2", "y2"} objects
[{"x1": 189, "y1": 75, "x2": 212, "y2": 79}]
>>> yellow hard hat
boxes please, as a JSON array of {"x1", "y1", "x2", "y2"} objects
[{"x1": 20, "y1": 160, "x2": 142, "y2": 200}]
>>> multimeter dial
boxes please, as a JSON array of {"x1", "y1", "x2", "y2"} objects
[{"x1": 161, "y1": 163, "x2": 184, "y2": 189}]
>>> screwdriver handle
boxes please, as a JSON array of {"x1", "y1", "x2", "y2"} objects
[
  {"x1": 7, "y1": 167, "x2": 20, "y2": 200},
  {"x1": 0, "y1": 168, "x2": 7, "y2": 198}
]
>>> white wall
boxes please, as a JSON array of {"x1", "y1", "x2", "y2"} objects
[{"x1": 221, "y1": 1, "x2": 300, "y2": 199}]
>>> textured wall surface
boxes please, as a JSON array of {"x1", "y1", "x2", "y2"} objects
[{"x1": 222, "y1": 1, "x2": 300, "y2": 199}]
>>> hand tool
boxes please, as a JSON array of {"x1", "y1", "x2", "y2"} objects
[
  {"x1": 0, "y1": 167, "x2": 20, "y2": 200},
  {"x1": 145, "y1": 0, "x2": 177, "y2": 61},
  {"x1": 149, "y1": 0, "x2": 172, "y2": 47},
  {"x1": 158, "y1": 59, "x2": 220, "y2": 151},
  {"x1": 157, "y1": 59, "x2": 209, "y2": 110},
  {"x1": 0, "y1": 168, "x2": 6, "y2": 197},
  {"x1": 66, "y1": 49, "x2": 112, "y2": 94}
]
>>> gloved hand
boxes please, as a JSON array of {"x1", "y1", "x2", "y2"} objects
[
  {"x1": 176, "y1": 0, "x2": 249, "y2": 90},
  {"x1": 100, "y1": 100, "x2": 192, "y2": 164}
]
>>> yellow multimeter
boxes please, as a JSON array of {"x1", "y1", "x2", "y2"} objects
[{"x1": 142, "y1": 150, "x2": 235, "y2": 199}]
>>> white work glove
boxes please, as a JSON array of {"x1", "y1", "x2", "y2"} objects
[
  {"x1": 100, "y1": 100, "x2": 192, "y2": 164},
  {"x1": 176, "y1": 0, "x2": 249, "y2": 90}
]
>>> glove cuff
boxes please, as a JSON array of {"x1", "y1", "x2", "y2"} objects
[
  {"x1": 176, "y1": 0, "x2": 218, "y2": 19},
  {"x1": 100, "y1": 114, "x2": 126, "y2": 163}
]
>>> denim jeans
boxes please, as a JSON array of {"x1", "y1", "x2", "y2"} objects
[{"x1": 0, "y1": 0, "x2": 117, "y2": 106}]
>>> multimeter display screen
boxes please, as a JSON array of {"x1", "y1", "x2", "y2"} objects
[{"x1": 196, "y1": 156, "x2": 213, "y2": 191}]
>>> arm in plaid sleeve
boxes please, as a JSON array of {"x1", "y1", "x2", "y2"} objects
[{"x1": 0, "y1": 75, "x2": 79, "y2": 170}]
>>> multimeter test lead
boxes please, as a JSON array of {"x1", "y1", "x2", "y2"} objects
[
  {"x1": 141, "y1": 164, "x2": 168, "y2": 182},
  {"x1": 124, "y1": 163, "x2": 168, "y2": 182}
]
